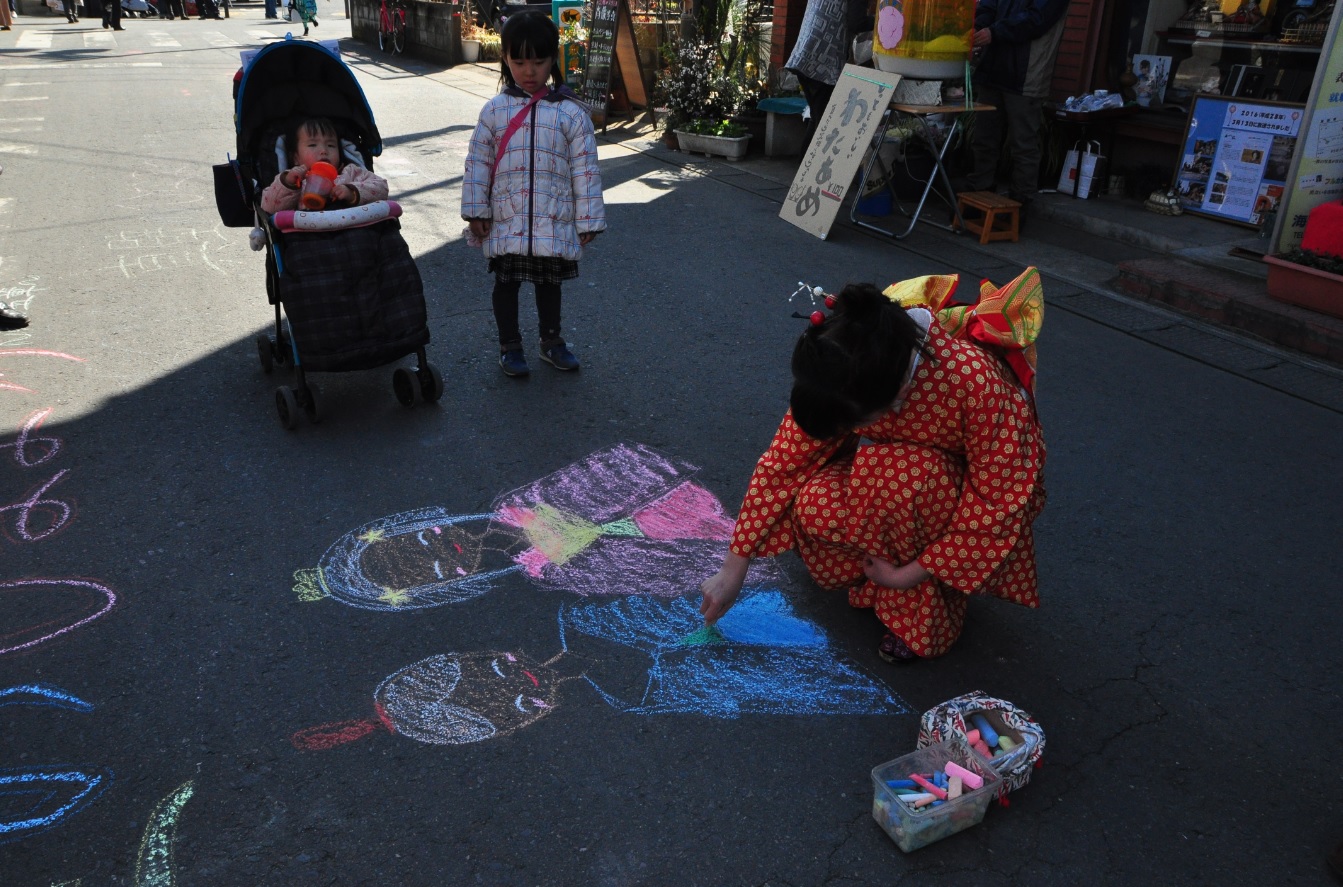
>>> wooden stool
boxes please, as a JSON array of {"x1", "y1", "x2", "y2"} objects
[{"x1": 953, "y1": 191, "x2": 1021, "y2": 244}]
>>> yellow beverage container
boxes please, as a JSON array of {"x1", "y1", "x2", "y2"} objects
[{"x1": 873, "y1": 0, "x2": 973, "y2": 79}]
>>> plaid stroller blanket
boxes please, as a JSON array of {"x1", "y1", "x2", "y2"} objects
[{"x1": 277, "y1": 219, "x2": 429, "y2": 373}]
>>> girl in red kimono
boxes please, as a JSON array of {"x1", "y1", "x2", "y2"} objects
[{"x1": 700, "y1": 269, "x2": 1046, "y2": 661}]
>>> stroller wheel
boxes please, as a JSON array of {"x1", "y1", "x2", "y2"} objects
[
  {"x1": 276, "y1": 385, "x2": 299, "y2": 430},
  {"x1": 302, "y1": 382, "x2": 323, "y2": 424},
  {"x1": 418, "y1": 363, "x2": 444, "y2": 404},
  {"x1": 392, "y1": 367, "x2": 417, "y2": 406},
  {"x1": 256, "y1": 334, "x2": 274, "y2": 374}
]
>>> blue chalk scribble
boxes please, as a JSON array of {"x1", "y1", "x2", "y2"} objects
[
  {"x1": 0, "y1": 767, "x2": 111, "y2": 842},
  {"x1": 0, "y1": 685, "x2": 94, "y2": 713},
  {"x1": 559, "y1": 590, "x2": 909, "y2": 717}
]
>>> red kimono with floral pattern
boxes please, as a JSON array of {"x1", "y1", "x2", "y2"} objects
[{"x1": 728, "y1": 318, "x2": 1046, "y2": 657}]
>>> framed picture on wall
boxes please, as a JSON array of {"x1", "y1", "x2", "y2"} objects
[
  {"x1": 1132, "y1": 55, "x2": 1172, "y2": 106},
  {"x1": 1172, "y1": 94, "x2": 1305, "y2": 226}
]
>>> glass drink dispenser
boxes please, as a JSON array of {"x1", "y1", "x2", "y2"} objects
[{"x1": 873, "y1": 0, "x2": 973, "y2": 79}]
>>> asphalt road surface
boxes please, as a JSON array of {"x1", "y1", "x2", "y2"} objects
[{"x1": 1, "y1": 11, "x2": 1341, "y2": 886}]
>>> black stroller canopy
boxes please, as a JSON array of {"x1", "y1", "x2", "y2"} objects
[{"x1": 235, "y1": 39, "x2": 382, "y2": 161}]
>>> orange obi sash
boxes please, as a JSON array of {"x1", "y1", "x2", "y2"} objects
[{"x1": 881, "y1": 266, "x2": 1043, "y2": 396}]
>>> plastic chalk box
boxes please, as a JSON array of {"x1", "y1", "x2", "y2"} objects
[{"x1": 871, "y1": 738, "x2": 1003, "y2": 852}]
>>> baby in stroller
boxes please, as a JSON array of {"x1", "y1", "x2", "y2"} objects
[
  {"x1": 219, "y1": 40, "x2": 441, "y2": 429},
  {"x1": 260, "y1": 117, "x2": 387, "y2": 213}
]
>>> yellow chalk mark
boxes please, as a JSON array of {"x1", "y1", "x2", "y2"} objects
[
  {"x1": 358, "y1": 528, "x2": 386, "y2": 543},
  {"x1": 135, "y1": 780, "x2": 194, "y2": 887},
  {"x1": 293, "y1": 568, "x2": 329, "y2": 602},
  {"x1": 519, "y1": 504, "x2": 601, "y2": 566},
  {"x1": 378, "y1": 587, "x2": 410, "y2": 606}
]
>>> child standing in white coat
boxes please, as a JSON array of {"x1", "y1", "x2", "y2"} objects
[{"x1": 461, "y1": 12, "x2": 606, "y2": 377}]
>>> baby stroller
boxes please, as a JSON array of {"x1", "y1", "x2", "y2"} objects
[{"x1": 215, "y1": 38, "x2": 441, "y2": 429}]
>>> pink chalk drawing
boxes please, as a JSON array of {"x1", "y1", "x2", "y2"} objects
[
  {"x1": 0, "y1": 350, "x2": 86, "y2": 395},
  {"x1": 0, "y1": 578, "x2": 117, "y2": 656},
  {"x1": 877, "y1": 3, "x2": 905, "y2": 50},
  {"x1": 0, "y1": 409, "x2": 61, "y2": 468}
]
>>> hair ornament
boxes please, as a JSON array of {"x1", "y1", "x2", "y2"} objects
[{"x1": 789, "y1": 281, "x2": 834, "y2": 326}]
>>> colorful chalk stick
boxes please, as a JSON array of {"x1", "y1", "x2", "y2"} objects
[
  {"x1": 948, "y1": 775, "x2": 963, "y2": 799},
  {"x1": 909, "y1": 773, "x2": 948, "y2": 800},
  {"x1": 965, "y1": 729, "x2": 980, "y2": 745},
  {"x1": 998, "y1": 736, "x2": 1016, "y2": 751},
  {"x1": 944, "y1": 760, "x2": 984, "y2": 790},
  {"x1": 970, "y1": 713, "x2": 1000, "y2": 747}
]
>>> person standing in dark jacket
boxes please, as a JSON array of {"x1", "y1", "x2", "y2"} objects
[{"x1": 961, "y1": 0, "x2": 1068, "y2": 207}]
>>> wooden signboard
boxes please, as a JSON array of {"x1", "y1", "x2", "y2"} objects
[
  {"x1": 780, "y1": 65, "x2": 902, "y2": 239},
  {"x1": 579, "y1": 0, "x2": 649, "y2": 128}
]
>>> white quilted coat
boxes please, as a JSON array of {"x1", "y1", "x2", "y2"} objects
[{"x1": 461, "y1": 88, "x2": 606, "y2": 261}]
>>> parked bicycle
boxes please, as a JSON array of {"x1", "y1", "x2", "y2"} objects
[{"x1": 378, "y1": 0, "x2": 406, "y2": 53}]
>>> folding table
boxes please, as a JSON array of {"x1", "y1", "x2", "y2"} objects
[{"x1": 849, "y1": 101, "x2": 994, "y2": 239}]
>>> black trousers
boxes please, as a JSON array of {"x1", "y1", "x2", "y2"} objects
[
  {"x1": 160, "y1": 0, "x2": 183, "y2": 17},
  {"x1": 102, "y1": 0, "x2": 121, "y2": 26},
  {"x1": 491, "y1": 279, "x2": 562, "y2": 349}
]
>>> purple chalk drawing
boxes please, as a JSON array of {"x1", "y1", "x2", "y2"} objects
[{"x1": 0, "y1": 578, "x2": 117, "y2": 656}]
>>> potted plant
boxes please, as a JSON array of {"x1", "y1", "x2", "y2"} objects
[
  {"x1": 657, "y1": 36, "x2": 755, "y2": 158},
  {"x1": 478, "y1": 28, "x2": 502, "y2": 62},
  {"x1": 1264, "y1": 247, "x2": 1343, "y2": 320},
  {"x1": 674, "y1": 118, "x2": 752, "y2": 160},
  {"x1": 460, "y1": 15, "x2": 484, "y2": 63}
]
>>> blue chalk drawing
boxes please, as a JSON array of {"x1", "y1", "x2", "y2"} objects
[
  {"x1": 559, "y1": 590, "x2": 910, "y2": 717},
  {"x1": 0, "y1": 685, "x2": 94, "y2": 713},
  {"x1": 0, "y1": 767, "x2": 111, "y2": 842}
]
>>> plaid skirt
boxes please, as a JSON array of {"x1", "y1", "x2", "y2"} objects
[{"x1": 490, "y1": 254, "x2": 579, "y2": 284}]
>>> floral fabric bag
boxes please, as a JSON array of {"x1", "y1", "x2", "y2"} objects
[{"x1": 916, "y1": 691, "x2": 1045, "y2": 800}]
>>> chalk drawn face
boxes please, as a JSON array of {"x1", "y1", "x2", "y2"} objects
[
  {"x1": 307, "y1": 509, "x2": 524, "y2": 611},
  {"x1": 374, "y1": 652, "x2": 557, "y2": 745},
  {"x1": 359, "y1": 523, "x2": 509, "y2": 594}
]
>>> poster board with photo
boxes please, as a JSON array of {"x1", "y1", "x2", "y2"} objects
[{"x1": 1171, "y1": 95, "x2": 1304, "y2": 227}]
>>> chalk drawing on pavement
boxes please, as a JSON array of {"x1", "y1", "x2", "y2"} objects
[
  {"x1": 290, "y1": 444, "x2": 907, "y2": 750},
  {"x1": 0, "y1": 578, "x2": 117, "y2": 656},
  {"x1": 134, "y1": 780, "x2": 195, "y2": 887},
  {"x1": 0, "y1": 350, "x2": 86, "y2": 395},
  {"x1": 297, "y1": 444, "x2": 783, "y2": 609},
  {"x1": 293, "y1": 511, "x2": 525, "y2": 610},
  {"x1": 104, "y1": 228, "x2": 233, "y2": 278},
  {"x1": 1, "y1": 408, "x2": 61, "y2": 467},
  {"x1": 559, "y1": 590, "x2": 910, "y2": 717},
  {"x1": 0, "y1": 768, "x2": 111, "y2": 843},
  {"x1": 291, "y1": 651, "x2": 561, "y2": 749},
  {"x1": 291, "y1": 586, "x2": 907, "y2": 750},
  {"x1": 0, "y1": 684, "x2": 93, "y2": 712}
]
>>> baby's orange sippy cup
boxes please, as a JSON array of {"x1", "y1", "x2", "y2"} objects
[{"x1": 299, "y1": 161, "x2": 338, "y2": 211}]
